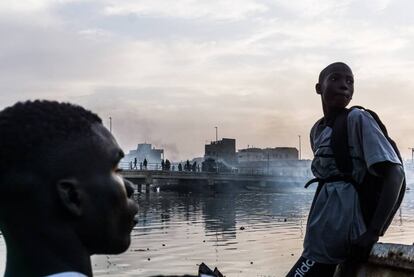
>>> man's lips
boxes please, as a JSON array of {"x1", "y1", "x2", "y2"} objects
[{"x1": 334, "y1": 92, "x2": 351, "y2": 99}]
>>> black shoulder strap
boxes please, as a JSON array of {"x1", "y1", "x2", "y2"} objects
[{"x1": 329, "y1": 108, "x2": 353, "y2": 175}]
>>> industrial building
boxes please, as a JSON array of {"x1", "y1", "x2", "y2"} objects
[{"x1": 204, "y1": 138, "x2": 237, "y2": 165}]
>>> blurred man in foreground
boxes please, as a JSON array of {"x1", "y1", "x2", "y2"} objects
[{"x1": 0, "y1": 100, "x2": 138, "y2": 277}]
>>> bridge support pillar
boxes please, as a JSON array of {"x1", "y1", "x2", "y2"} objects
[
  {"x1": 207, "y1": 178, "x2": 215, "y2": 191},
  {"x1": 144, "y1": 176, "x2": 153, "y2": 193}
]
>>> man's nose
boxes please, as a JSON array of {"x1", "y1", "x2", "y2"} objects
[
  {"x1": 123, "y1": 178, "x2": 135, "y2": 198},
  {"x1": 338, "y1": 82, "x2": 350, "y2": 92}
]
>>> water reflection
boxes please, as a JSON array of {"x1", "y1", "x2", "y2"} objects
[
  {"x1": 94, "y1": 190, "x2": 316, "y2": 276},
  {"x1": 203, "y1": 194, "x2": 237, "y2": 241},
  {"x1": 136, "y1": 191, "x2": 313, "y2": 243},
  {"x1": 1, "y1": 188, "x2": 413, "y2": 276}
]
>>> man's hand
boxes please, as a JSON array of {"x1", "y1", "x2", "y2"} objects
[{"x1": 349, "y1": 229, "x2": 379, "y2": 262}]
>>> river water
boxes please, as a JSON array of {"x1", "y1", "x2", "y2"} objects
[
  {"x1": 93, "y1": 186, "x2": 414, "y2": 277},
  {"x1": 1, "y1": 186, "x2": 414, "y2": 276}
]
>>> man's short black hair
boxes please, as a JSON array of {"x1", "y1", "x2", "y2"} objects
[
  {"x1": 318, "y1": 62, "x2": 353, "y2": 84},
  {"x1": 0, "y1": 100, "x2": 102, "y2": 188}
]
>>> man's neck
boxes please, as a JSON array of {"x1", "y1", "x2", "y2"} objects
[
  {"x1": 3, "y1": 226, "x2": 92, "y2": 277},
  {"x1": 323, "y1": 105, "x2": 347, "y2": 121}
]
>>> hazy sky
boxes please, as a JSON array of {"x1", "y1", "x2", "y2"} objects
[{"x1": 2, "y1": 0, "x2": 414, "y2": 160}]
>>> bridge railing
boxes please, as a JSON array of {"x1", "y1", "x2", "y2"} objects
[
  {"x1": 121, "y1": 168, "x2": 311, "y2": 179},
  {"x1": 120, "y1": 162, "x2": 312, "y2": 178}
]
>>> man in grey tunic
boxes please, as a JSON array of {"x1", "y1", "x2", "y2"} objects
[{"x1": 286, "y1": 62, "x2": 405, "y2": 277}]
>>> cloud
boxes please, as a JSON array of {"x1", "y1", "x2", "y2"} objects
[
  {"x1": 103, "y1": 0, "x2": 268, "y2": 21},
  {"x1": 1, "y1": 0, "x2": 414, "y2": 159},
  {"x1": 0, "y1": 0, "x2": 63, "y2": 13}
]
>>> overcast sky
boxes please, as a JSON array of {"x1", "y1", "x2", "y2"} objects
[{"x1": 2, "y1": 0, "x2": 414, "y2": 160}]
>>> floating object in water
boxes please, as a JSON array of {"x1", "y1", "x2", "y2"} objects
[{"x1": 198, "y1": 263, "x2": 224, "y2": 277}]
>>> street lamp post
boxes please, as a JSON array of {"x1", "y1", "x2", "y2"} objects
[{"x1": 298, "y1": 135, "x2": 301, "y2": 160}]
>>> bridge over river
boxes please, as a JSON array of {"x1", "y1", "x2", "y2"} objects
[{"x1": 121, "y1": 169, "x2": 308, "y2": 192}]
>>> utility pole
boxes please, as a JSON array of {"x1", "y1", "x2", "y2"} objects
[
  {"x1": 109, "y1": 116, "x2": 112, "y2": 133},
  {"x1": 298, "y1": 135, "x2": 302, "y2": 160},
  {"x1": 214, "y1": 126, "x2": 218, "y2": 142}
]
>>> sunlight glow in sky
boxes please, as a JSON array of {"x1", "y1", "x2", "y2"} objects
[{"x1": 1, "y1": 0, "x2": 414, "y2": 160}]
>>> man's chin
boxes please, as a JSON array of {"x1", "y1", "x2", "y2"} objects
[
  {"x1": 93, "y1": 238, "x2": 131, "y2": 255},
  {"x1": 333, "y1": 100, "x2": 351, "y2": 109}
]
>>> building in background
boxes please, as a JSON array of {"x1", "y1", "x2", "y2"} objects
[
  {"x1": 123, "y1": 143, "x2": 164, "y2": 169},
  {"x1": 237, "y1": 147, "x2": 298, "y2": 162},
  {"x1": 237, "y1": 147, "x2": 311, "y2": 177},
  {"x1": 204, "y1": 138, "x2": 237, "y2": 166}
]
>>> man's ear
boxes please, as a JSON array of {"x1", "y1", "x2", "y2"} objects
[
  {"x1": 315, "y1": 83, "x2": 321, "y2": 95},
  {"x1": 56, "y1": 179, "x2": 83, "y2": 217}
]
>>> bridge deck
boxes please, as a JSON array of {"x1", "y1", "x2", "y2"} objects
[{"x1": 121, "y1": 169, "x2": 304, "y2": 182}]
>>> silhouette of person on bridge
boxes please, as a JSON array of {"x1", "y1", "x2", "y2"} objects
[
  {"x1": 165, "y1": 159, "x2": 171, "y2": 171},
  {"x1": 143, "y1": 158, "x2": 148, "y2": 170},
  {"x1": 0, "y1": 100, "x2": 138, "y2": 277}
]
